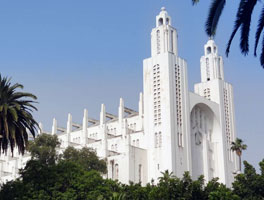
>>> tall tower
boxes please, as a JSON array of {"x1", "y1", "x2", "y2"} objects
[
  {"x1": 194, "y1": 39, "x2": 238, "y2": 186},
  {"x1": 143, "y1": 7, "x2": 191, "y2": 182}
]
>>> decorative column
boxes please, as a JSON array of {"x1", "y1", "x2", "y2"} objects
[
  {"x1": 138, "y1": 92, "x2": 144, "y2": 131},
  {"x1": 51, "y1": 118, "x2": 57, "y2": 135},
  {"x1": 66, "y1": 113, "x2": 72, "y2": 146},
  {"x1": 82, "y1": 109, "x2": 88, "y2": 147},
  {"x1": 100, "y1": 104, "x2": 108, "y2": 158}
]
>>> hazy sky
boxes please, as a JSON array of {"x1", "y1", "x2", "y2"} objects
[{"x1": 0, "y1": 1, "x2": 263, "y2": 170}]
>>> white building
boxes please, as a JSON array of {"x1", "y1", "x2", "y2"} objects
[{"x1": 0, "y1": 7, "x2": 239, "y2": 187}]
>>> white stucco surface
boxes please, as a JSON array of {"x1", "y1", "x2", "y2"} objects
[{"x1": 0, "y1": 8, "x2": 238, "y2": 187}]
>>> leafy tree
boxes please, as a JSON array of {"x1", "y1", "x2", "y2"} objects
[
  {"x1": 209, "y1": 184, "x2": 239, "y2": 200},
  {"x1": 0, "y1": 74, "x2": 38, "y2": 155},
  {"x1": 192, "y1": 0, "x2": 264, "y2": 68},
  {"x1": 61, "y1": 146, "x2": 107, "y2": 174},
  {"x1": 0, "y1": 161, "x2": 113, "y2": 200},
  {"x1": 27, "y1": 133, "x2": 60, "y2": 165},
  {"x1": 232, "y1": 160, "x2": 264, "y2": 199},
  {"x1": 0, "y1": 133, "x2": 112, "y2": 200},
  {"x1": 231, "y1": 138, "x2": 247, "y2": 171}
]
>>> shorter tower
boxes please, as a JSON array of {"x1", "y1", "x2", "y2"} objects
[{"x1": 194, "y1": 39, "x2": 238, "y2": 186}]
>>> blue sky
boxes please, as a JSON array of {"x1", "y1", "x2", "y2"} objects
[{"x1": 0, "y1": 1, "x2": 263, "y2": 170}]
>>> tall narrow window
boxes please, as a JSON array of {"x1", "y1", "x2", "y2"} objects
[
  {"x1": 178, "y1": 132, "x2": 181, "y2": 147},
  {"x1": 115, "y1": 164, "x2": 119, "y2": 180},
  {"x1": 110, "y1": 160, "x2": 114, "y2": 179},
  {"x1": 155, "y1": 133, "x2": 158, "y2": 148},
  {"x1": 218, "y1": 58, "x2": 222, "y2": 79},
  {"x1": 171, "y1": 30, "x2": 174, "y2": 52},
  {"x1": 159, "y1": 132, "x2": 162, "y2": 147},
  {"x1": 139, "y1": 164, "x2": 142, "y2": 182},
  {"x1": 206, "y1": 58, "x2": 210, "y2": 81},
  {"x1": 158, "y1": 18, "x2": 163, "y2": 26},
  {"x1": 157, "y1": 30, "x2": 161, "y2": 54}
]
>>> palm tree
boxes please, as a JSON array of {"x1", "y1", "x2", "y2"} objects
[
  {"x1": 192, "y1": 0, "x2": 264, "y2": 68},
  {"x1": 231, "y1": 138, "x2": 247, "y2": 172},
  {"x1": 0, "y1": 74, "x2": 38, "y2": 155},
  {"x1": 158, "y1": 170, "x2": 175, "y2": 183}
]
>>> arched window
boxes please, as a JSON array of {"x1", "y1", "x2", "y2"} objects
[
  {"x1": 158, "y1": 18, "x2": 163, "y2": 26},
  {"x1": 207, "y1": 47, "x2": 212, "y2": 54},
  {"x1": 136, "y1": 139, "x2": 139, "y2": 147},
  {"x1": 166, "y1": 18, "x2": 170, "y2": 25}
]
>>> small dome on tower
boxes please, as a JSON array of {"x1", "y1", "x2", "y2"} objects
[
  {"x1": 156, "y1": 7, "x2": 172, "y2": 27},
  {"x1": 204, "y1": 39, "x2": 218, "y2": 55}
]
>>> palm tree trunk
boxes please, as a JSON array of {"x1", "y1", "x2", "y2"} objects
[{"x1": 239, "y1": 155, "x2": 241, "y2": 171}]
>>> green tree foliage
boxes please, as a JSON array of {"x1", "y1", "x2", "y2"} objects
[
  {"x1": 2, "y1": 134, "x2": 264, "y2": 199},
  {"x1": 0, "y1": 74, "x2": 38, "y2": 155},
  {"x1": 192, "y1": 0, "x2": 264, "y2": 68},
  {"x1": 28, "y1": 133, "x2": 60, "y2": 165},
  {"x1": 0, "y1": 134, "x2": 111, "y2": 200},
  {"x1": 61, "y1": 146, "x2": 107, "y2": 174},
  {"x1": 0, "y1": 162, "x2": 113, "y2": 200},
  {"x1": 232, "y1": 160, "x2": 264, "y2": 199}
]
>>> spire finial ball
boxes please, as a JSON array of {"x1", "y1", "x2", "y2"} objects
[{"x1": 161, "y1": 7, "x2": 166, "y2": 11}]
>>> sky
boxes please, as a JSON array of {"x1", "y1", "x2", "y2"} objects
[{"x1": 0, "y1": 0, "x2": 263, "y2": 170}]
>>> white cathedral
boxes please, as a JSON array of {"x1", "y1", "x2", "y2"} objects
[{"x1": 0, "y1": 7, "x2": 239, "y2": 187}]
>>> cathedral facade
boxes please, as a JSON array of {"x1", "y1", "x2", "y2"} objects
[{"x1": 0, "y1": 8, "x2": 238, "y2": 187}]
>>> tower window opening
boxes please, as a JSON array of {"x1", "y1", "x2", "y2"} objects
[
  {"x1": 214, "y1": 46, "x2": 216, "y2": 53},
  {"x1": 166, "y1": 18, "x2": 169, "y2": 25},
  {"x1": 207, "y1": 47, "x2": 212, "y2": 54},
  {"x1": 158, "y1": 18, "x2": 163, "y2": 26}
]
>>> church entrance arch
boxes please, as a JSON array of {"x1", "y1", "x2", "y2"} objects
[{"x1": 190, "y1": 103, "x2": 220, "y2": 181}]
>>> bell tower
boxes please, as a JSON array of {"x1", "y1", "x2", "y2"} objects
[
  {"x1": 143, "y1": 7, "x2": 191, "y2": 182},
  {"x1": 200, "y1": 39, "x2": 224, "y2": 82},
  {"x1": 194, "y1": 39, "x2": 239, "y2": 186},
  {"x1": 151, "y1": 7, "x2": 178, "y2": 56}
]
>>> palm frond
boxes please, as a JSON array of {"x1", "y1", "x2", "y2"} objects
[
  {"x1": 226, "y1": 0, "x2": 257, "y2": 56},
  {"x1": 254, "y1": 6, "x2": 264, "y2": 56},
  {"x1": 0, "y1": 74, "x2": 38, "y2": 155},
  {"x1": 240, "y1": 0, "x2": 257, "y2": 55},
  {"x1": 192, "y1": 0, "x2": 200, "y2": 5},
  {"x1": 205, "y1": 0, "x2": 226, "y2": 36},
  {"x1": 260, "y1": 35, "x2": 264, "y2": 67}
]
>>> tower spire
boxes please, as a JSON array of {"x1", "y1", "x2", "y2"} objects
[
  {"x1": 151, "y1": 8, "x2": 178, "y2": 56},
  {"x1": 200, "y1": 39, "x2": 224, "y2": 82}
]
